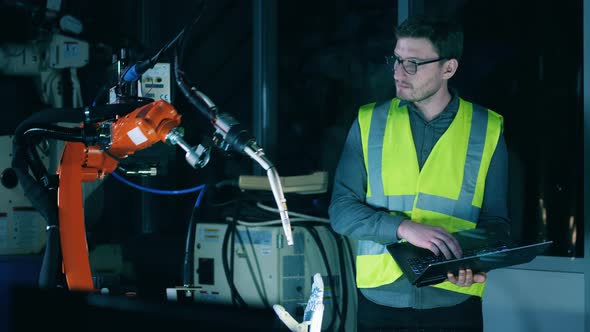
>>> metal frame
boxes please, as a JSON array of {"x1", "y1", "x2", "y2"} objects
[
  {"x1": 252, "y1": 0, "x2": 278, "y2": 176},
  {"x1": 583, "y1": 1, "x2": 589, "y2": 329}
]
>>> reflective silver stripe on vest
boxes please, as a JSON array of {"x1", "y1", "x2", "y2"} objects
[
  {"x1": 366, "y1": 100, "x2": 391, "y2": 208},
  {"x1": 415, "y1": 193, "x2": 480, "y2": 222},
  {"x1": 387, "y1": 195, "x2": 415, "y2": 212},
  {"x1": 415, "y1": 104, "x2": 488, "y2": 222},
  {"x1": 362, "y1": 101, "x2": 412, "y2": 257},
  {"x1": 366, "y1": 101, "x2": 417, "y2": 211},
  {"x1": 358, "y1": 239, "x2": 388, "y2": 255},
  {"x1": 367, "y1": 100, "x2": 414, "y2": 212}
]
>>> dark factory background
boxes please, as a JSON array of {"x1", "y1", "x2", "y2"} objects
[{"x1": 0, "y1": 0, "x2": 585, "y2": 331}]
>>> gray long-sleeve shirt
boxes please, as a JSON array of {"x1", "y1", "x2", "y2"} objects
[{"x1": 328, "y1": 93, "x2": 510, "y2": 309}]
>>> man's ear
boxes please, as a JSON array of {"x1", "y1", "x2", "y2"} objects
[{"x1": 442, "y1": 59, "x2": 459, "y2": 79}]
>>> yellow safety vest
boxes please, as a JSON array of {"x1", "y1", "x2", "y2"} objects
[{"x1": 355, "y1": 97, "x2": 502, "y2": 297}]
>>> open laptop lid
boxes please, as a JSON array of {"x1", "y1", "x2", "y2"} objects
[{"x1": 387, "y1": 228, "x2": 553, "y2": 287}]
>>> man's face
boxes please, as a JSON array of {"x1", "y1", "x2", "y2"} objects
[{"x1": 393, "y1": 37, "x2": 447, "y2": 102}]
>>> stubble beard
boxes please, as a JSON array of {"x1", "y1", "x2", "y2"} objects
[{"x1": 396, "y1": 79, "x2": 441, "y2": 103}]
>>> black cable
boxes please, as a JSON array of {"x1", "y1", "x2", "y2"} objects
[
  {"x1": 14, "y1": 103, "x2": 137, "y2": 187},
  {"x1": 220, "y1": 216, "x2": 232, "y2": 302},
  {"x1": 306, "y1": 226, "x2": 338, "y2": 331},
  {"x1": 173, "y1": 51, "x2": 216, "y2": 120},
  {"x1": 11, "y1": 144, "x2": 61, "y2": 288},
  {"x1": 92, "y1": 84, "x2": 110, "y2": 107},
  {"x1": 302, "y1": 225, "x2": 342, "y2": 331},
  {"x1": 13, "y1": 104, "x2": 137, "y2": 141},
  {"x1": 23, "y1": 126, "x2": 84, "y2": 143},
  {"x1": 221, "y1": 204, "x2": 247, "y2": 307},
  {"x1": 209, "y1": 199, "x2": 238, "y2": 208},
  {"x1": 214, "y1": 178, "x2": 239, "y2": 189},
  {"x1": 229, "y1": 218, "x2": 239, "y2": 304},
  {"x1": 151, "y1": 0, "x2": 204, "y2": 66},
  {"x1": 21, "y1": 126, "x2": 85, "y2": 185},
  {"x1": 38, "y1": 224, "x2": 61, "y2": 288},
  {"x1": 104, "y1": 150, "x2": 124, "y2": 164},
  {"x1": 20, "y1": 124, "x2": 103, "y2": 186},
  {"x1": 23, "y1": 144, "x2": 49, "y2": 184},
  {"x1": 327, "y1": 228, "x2": 350, "y2": 332},
  {"x1": 14, "y1": 114, "x2": 83, "y2": 142},
  {"x1": 176, "y1": 0, "x2": 207, "y2": 73},
  {"x1": 183, "y1": 186, "x2": 207, "y2": 287},
  {"x1": 326, "y1": 232, "x2": 356, "y2": 332},
  {"x1": 182, "y1": 220, "x2": 196, "y2": 287},
  {"x1": 119, "y1": 0, "x2": 206, "y2": 85},
  {"x1": 182, "y1": 192, "x2": 202, "y2": 287},
  {"x1": 171, "y1": 1, "x2": 219, "y2": 121}
]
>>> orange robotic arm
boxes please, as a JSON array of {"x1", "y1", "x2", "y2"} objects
[{"x1": 56, "y1": 100, "x2": 182, "y2": 291}]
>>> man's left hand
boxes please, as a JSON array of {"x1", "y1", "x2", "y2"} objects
[{"x1": 447, "y1": 269, "x2": 486, "y2": 287}]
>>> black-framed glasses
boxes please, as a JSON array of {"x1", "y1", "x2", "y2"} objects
[{"x1": 385, "y1": 55, "x2": 447, "y2": 75}]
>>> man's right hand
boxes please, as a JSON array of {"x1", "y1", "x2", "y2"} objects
[{"x1": 397, "y1": 220, "x2": 462, "y2": 259}]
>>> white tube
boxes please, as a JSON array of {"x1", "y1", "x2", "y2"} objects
[{"x1": 244, "y1": 145, "x2": 293, "y2": 245}]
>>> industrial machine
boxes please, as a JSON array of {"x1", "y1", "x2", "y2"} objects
[
  {"x1": 190, "y1": 220, "x2": 350, "y2": 331},
  {"x1": 7, "y1": 2, "x2": 354, "y2": 331},
  {"x1": 11, "y1": 2, "x2": 294, "y2": 294}
]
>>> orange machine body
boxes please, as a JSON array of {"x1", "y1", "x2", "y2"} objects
[{"x1": 57, "y1": 100, "x2": 181, "y2": 291}]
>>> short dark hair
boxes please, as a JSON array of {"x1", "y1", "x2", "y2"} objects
[{"x1": 395, "y1": 16, "x2": 464, "y2": 61}]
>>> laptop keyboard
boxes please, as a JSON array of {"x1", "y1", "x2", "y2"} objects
[{"x1": 407, "y1": 242, "x2": 510, "y2": 274}]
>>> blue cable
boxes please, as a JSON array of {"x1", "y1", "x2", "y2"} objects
[
  {"x1": 194, "y1": 185, "x2": 206, "y2": 208},
  {"x1": 110, "y1": 171, "x2": 205, "y2": 196}
]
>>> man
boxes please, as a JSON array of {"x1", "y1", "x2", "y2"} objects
[{"x1": 329, "y1": 16, "x2": 510, "y2": 331}]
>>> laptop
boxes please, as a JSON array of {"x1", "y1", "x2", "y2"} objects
[{"x1": 387, "y1": 228, "x2": 553, "y2": 287}]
